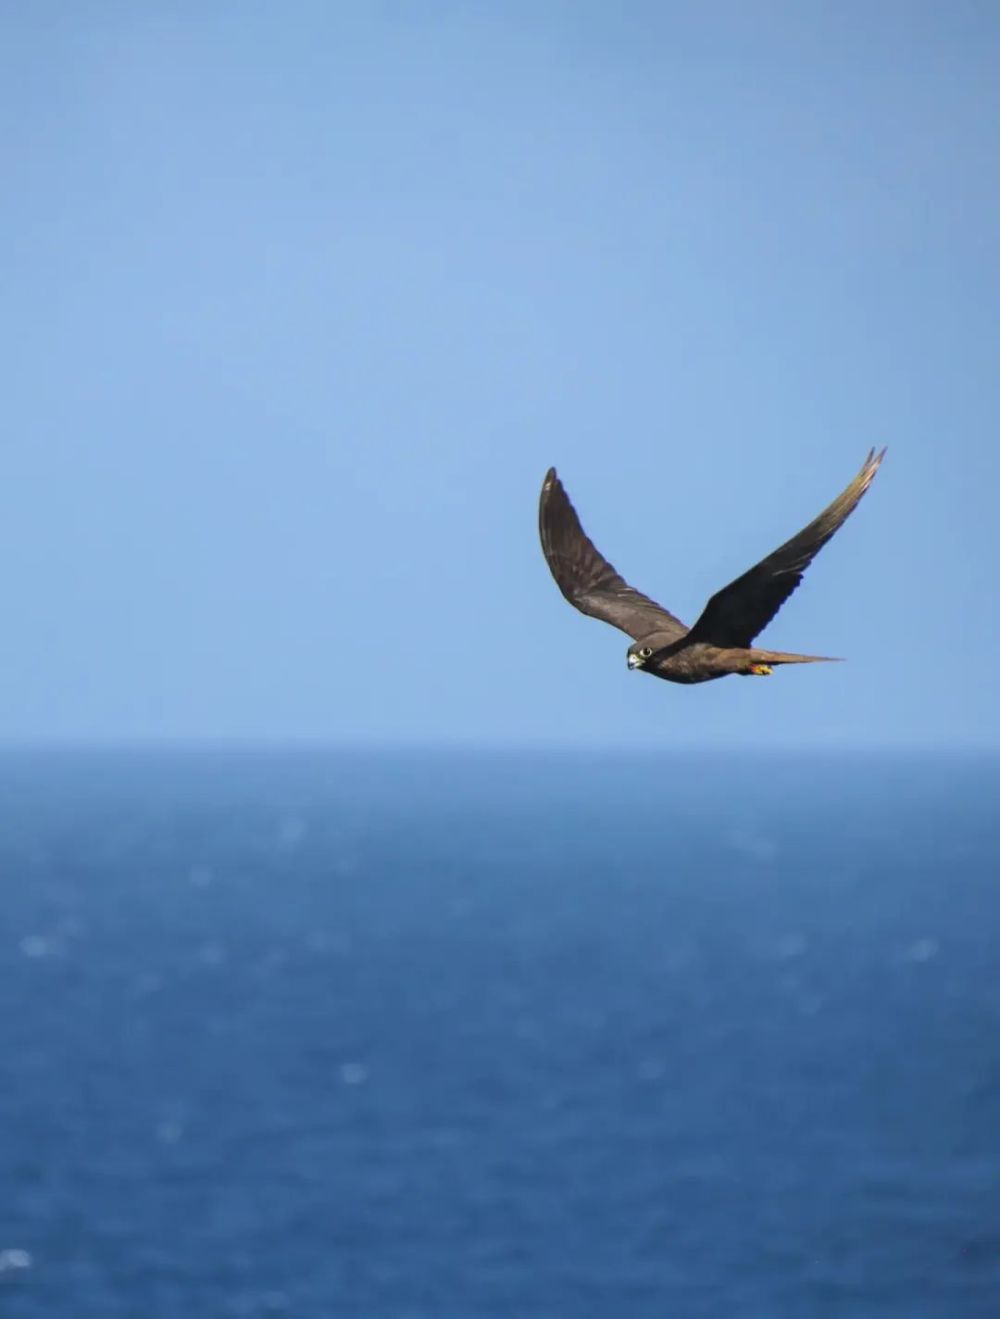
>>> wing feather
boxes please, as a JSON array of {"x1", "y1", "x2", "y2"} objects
[
  {"x1": 538, "y1": 468, "x2": 687, "y2": 642},
  {"x1": 686, "y1": 448, "x2": 886, "y2": 649}
]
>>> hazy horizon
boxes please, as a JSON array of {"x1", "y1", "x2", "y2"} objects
[{"x1": 1, "y1": 737, "x2": 996, "y2": 756}]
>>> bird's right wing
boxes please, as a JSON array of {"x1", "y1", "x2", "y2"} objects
[{"x1": 538, "y1": 468, "x2": 687, "y2": 642}]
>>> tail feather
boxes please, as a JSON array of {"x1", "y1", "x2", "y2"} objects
[{"x1": 750, "y1": 649, "x2": 842, "y2": 666}]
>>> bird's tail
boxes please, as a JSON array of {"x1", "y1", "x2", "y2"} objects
[{"x1": 749, "y1": 649, "x2": 843, "y2": 666}]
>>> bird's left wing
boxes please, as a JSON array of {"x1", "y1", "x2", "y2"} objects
[
  {"x1": 539, "y1": 468, "x2": 688, "y2": 642},
  {"x1": 685, "y1": 448, "x2": 886, "y2": 649}
]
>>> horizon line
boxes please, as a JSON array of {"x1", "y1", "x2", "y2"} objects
[{"x1": 0, "y1": 737, "x2": 996, "y2": 757}]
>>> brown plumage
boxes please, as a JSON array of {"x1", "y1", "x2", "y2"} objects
[{"x1": 538, "y1": 449, "x2": 886, "y2": 684}]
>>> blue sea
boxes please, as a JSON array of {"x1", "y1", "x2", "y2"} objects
[{"x1": 0, "y1": 748, "x2": 998, "y2": 1317}]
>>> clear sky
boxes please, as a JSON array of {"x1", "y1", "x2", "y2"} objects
[{"x1": 2, "y1": 1, "x2": 998, "y2": 749}]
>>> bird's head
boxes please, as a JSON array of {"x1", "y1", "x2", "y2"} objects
[{"x1": 627, "y1": 643, "x2": 655, "y2": 672}]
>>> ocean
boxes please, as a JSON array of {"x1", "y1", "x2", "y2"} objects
[{"x1": 0, "y1": 748, "x2": 997, "y2": 1317}]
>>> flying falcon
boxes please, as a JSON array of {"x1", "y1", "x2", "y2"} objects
[{"x1": 538, "y1": 449, "x2": 886, "y2": 685}]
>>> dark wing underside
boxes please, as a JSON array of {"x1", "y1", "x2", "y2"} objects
[
  {"x1": 685, "y1": 448, "x2": 886, "y2": 649},
  {"x1": 538, "y1": 468, "x2": 687, "y2": 642}
]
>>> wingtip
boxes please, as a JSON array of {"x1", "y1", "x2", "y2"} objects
[{"x1": 858, "y1": 447, "x2": 887, "y2": 486}]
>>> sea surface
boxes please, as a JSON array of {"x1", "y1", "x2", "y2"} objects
[{"x1": 0, "y1": 748, "x2": 997, "y2": 1318}]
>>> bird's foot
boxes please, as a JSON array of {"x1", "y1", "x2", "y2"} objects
[{"x1": 750, "y1": 663, "x2": 773, "y2": 676}]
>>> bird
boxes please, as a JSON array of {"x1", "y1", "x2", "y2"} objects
[{"x1": 538, "y1": 449, "x2": 886, "y2": 685}]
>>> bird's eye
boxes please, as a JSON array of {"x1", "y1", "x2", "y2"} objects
[{"x1": 640, "y1": 647, "x2": 652, "y2": 659}]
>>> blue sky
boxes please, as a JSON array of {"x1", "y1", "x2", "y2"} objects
[{"x1": 2, "y1": 2, "x2": 998, "y2": 748}]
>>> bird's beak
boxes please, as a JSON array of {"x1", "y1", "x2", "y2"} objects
[{"x1": 627, "y1": 653, "x2": 643, "y2": 671}]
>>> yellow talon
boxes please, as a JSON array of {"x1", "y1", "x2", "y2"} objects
[{"x1": 751, "y1": 663, "x2": 773, "y2": 676}]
